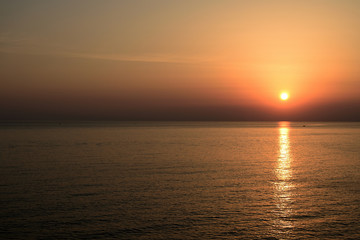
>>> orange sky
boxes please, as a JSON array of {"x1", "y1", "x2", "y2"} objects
[{"x1": 1, "y1": 0, "x2": 359, "y2": 120}]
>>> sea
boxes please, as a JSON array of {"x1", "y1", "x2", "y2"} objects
[{"x1": 1, "y1": 121, "x2": 359, "y2": 239}]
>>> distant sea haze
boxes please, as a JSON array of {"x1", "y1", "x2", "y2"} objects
[
  {"x1": 1, "y1": 122, "x2": 360, "y2": 239},
  {"x1": 1, "y1": 99, "x2": 360, "y2": 122}
]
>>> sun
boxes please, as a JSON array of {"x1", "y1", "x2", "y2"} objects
[{"x1": 280, "y1": 92, "x2": 289, "y2": 101}]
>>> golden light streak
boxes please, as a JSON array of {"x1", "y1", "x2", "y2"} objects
[{"x1": 272, "y1": 121, "x2": 294, "y2": 232}]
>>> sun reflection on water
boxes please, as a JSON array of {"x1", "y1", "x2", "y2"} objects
[{"x1": 273, "y1": 121, "x2": 293, "y2": 231}]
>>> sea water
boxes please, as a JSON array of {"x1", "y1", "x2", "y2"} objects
[{"x1": 1, "y1": 122, "x2": 359, "y2": 239}]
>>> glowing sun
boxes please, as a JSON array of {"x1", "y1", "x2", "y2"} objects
[{"x1": 280, "y1": 92, "x2": 289, "y2": 101}]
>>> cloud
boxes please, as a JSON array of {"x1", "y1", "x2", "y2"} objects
[
  {"x1": 0, "y1": 35, "x2": 215, "y2": 64},
  {"x1": 61, "y1": 52, "x2": 214, "y2": 64}
]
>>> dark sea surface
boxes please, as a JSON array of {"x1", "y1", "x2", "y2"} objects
[{"x1": 1, "y1": 122, "x2": 360, "y2": 239}]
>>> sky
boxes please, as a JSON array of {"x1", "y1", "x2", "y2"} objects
[{"x1": 1, "y1": 0, "x2": 360, "y2": 121}]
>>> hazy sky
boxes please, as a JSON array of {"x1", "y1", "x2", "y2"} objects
[{"x1": 1, "y1": 0, "x2": 360, "y2": 120}]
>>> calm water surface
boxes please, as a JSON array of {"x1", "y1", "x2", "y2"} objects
[{"x1": 1, "y1": 122, "x2": 360, "y2": 239}]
